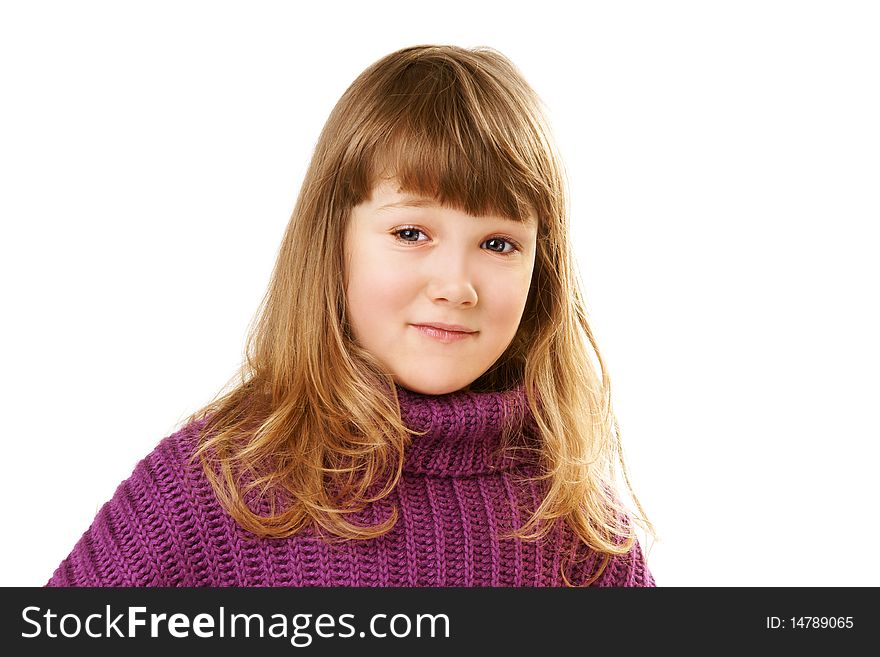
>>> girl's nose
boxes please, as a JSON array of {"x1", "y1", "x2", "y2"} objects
[
  {"x1": 427, "y1": 281, "x2": 478, "y2": 306},
  {"x1": 425, "y1": 264, "x2": 478, "y2": 306}
]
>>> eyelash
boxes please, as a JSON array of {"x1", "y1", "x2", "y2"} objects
[{"x1": 391, "y1": 225, "x2": 522, "y2": 255}]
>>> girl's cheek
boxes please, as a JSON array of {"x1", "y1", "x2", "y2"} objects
[
  {"x1": 372, "y1": 264, "x2": 412, "y2": 295},
  {"x1": 356, "y1": 265, "x2": 411, "y2": 308}
]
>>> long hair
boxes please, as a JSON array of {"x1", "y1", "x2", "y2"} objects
[{"x1": 184, "y1": 44, "x2": 656, "y2": 585}]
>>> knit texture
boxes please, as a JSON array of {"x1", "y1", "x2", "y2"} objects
[{"x1": 47, "y1": 385, "x2": 655, "y2": 587}]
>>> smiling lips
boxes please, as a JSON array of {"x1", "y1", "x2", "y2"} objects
[{"x1": 412, "y1": 323, "x2": 477, "y2": 343}]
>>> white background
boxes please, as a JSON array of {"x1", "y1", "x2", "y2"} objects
[{"x1": 2, "y1": 0, "x2": 877, "y2": 587}]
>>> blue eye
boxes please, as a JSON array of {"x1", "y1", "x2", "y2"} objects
[
  {"x1": 395, "y1": 228, "x2": 425, "y2": 242},
  {"x1": 392, "y1": 226, "x2": 521, "y2": 256},
  {"x1": 484, "y1": 237, "x2": 517, "y2": 254}
]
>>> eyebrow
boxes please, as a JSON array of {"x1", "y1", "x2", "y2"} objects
[
  {"x1": 376, "y1": 196, "x2": 536, "y2": 225},
  {"x1": 376, "y1": 197, "x2": 439, "y2": 212}
]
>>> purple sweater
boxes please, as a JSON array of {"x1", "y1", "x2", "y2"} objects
[{"x1": 47, "y1": 385, "x2": 655, "y2": 587}]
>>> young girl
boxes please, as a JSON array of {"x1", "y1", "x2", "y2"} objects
[{"x1": 47, "y1": 44, "x2": 657, "y2": 587}]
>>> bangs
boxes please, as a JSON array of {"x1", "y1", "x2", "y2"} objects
[
  {"x1": 338, "y1": 50, "x2": 554, "y2": 225},
  {"x1": 364, "y1": 129, "x2": 537, "y2": 223}
]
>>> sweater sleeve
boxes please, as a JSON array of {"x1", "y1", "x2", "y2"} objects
[
  {"x1": 46, "y1": 426, "x2": 205, "y2": 587},
  {"x1": 592, "y1": 537, "x2": 656, "y2": 587}
]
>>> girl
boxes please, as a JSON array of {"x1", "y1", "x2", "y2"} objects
[{"x1": 47, "y1": 44, "x2": 657, "y2": 587}]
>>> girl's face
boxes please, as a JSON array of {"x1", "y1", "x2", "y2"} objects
[{"x1": 344, "y1": 178, "x2": 538, "y2": 395}]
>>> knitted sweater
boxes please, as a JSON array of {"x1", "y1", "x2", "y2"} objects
[{"x1": 47, "y1": 385, "x2": 655, "y2": 587}]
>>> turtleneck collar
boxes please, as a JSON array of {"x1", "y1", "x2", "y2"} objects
[{"x1": 394, "y1": 382, "x2": 538, "y2": 477}]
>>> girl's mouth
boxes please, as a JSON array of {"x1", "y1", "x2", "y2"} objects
[{"x1": 411, "y1": 324, "x2": 477, "y2": 343}]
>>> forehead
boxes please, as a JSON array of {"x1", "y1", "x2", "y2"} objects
[{"x1": 366, "y1": 179, "x2": 537, "y2": 225}]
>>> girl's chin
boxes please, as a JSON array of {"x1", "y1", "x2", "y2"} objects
[{"x1": 393, "y1": 375, "x2": 476, "y2": 396}]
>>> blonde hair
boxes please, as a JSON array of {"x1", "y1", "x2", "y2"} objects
[{"x1": 185, "y1": 44, "x2": 656, "y2": 586}]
